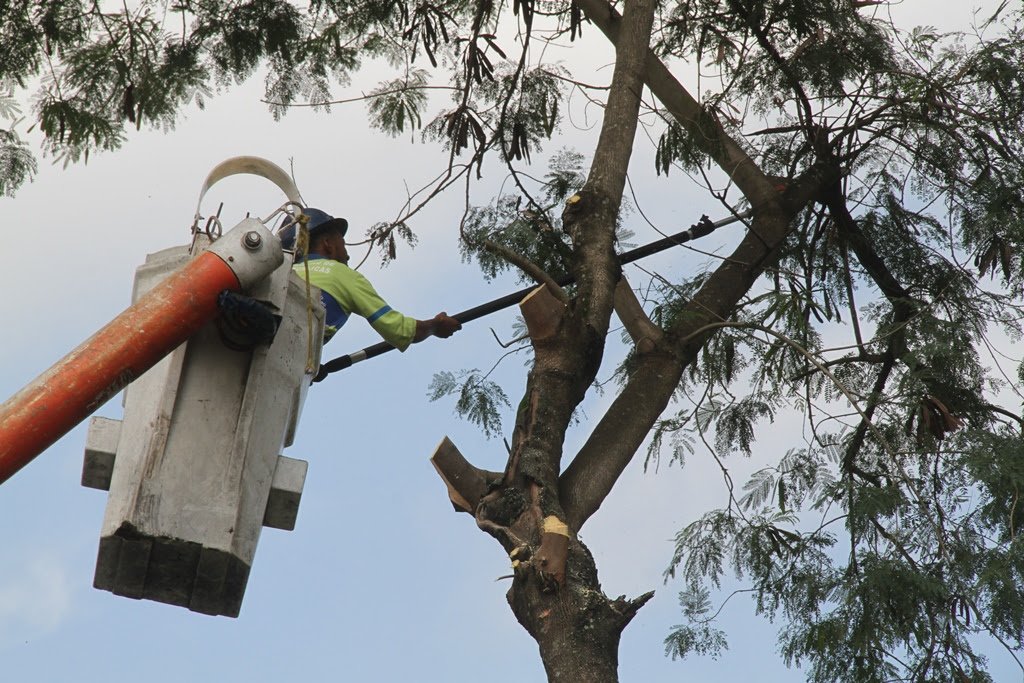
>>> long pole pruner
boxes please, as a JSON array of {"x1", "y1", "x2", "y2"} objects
[{"x1": 314, "y1": 209, "x2": 752, "y2": 382}]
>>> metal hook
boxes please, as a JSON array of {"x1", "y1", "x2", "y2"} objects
[{"x1": 200, "y1": 202, "x2": 224, "y2": 242}]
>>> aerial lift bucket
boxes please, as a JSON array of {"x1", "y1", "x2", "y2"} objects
[{"x1": 0, "y1": 157, "x2": 325, "y2": 617}]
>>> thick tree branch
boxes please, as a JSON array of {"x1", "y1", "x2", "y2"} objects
[
  {"x1": 564, "y1": 226, "x2": 810, "y2": 532},
  {"x1": 827, "y1": 192, "x2": 913, "y2": 303},
  {"x1": 504, "y1": 0, "x2": 660, "y2": 492},
  {"x1": 557, "y1": 0, "x2": 858, "y2": 532},
  {"x1": 743, "y1": 15, "x2": 817, "y2": 149},
  {"x1": 826, "y1": 192, "x2": 978, "y2": 441},
  {"x1": 560, "y1": 346, "x2": 683, "y2": 531},
  {"x1": 841, "y1": 355, "x2": 896, "y2": 484},
  {"x1": 825, "y1": 192, "x2": 921, "y2": 370},
  {"x1": 669, "y1": 162, "x2": 844, "y2": 342},
  {"x1": 613, "y1": 276, "x2": 663, "y2": 350},
  {"x1": 564, "y1": 0, "x2": 657, "y2": 344},
  {"x1": 482, "y1": 238, "x2": 569, "y2": 303},
  {"x1": 576, "y1": 0, "x2": 780, "y2": 208},
  {"x1": 561, "y1": 165, "x2": 840, "y2": 530},
  {"x1": 495, "y1": 0, "x2": 659, "y2": 586}
]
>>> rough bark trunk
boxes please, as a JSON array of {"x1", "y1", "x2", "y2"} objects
[
  {"x1": 426, "y1": 445, "x2": 652, "y2": 683},
  {"x1": 508, "y1": 539, "x2": 652, "y2": 683}
]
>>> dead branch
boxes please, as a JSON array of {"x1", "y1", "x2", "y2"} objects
[{"x1": 430, "y1": 437, "x2": 499, "y2": 513}]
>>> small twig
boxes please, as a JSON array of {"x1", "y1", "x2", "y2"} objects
[
  {"x1": 491, "y1": 327, "x2": 530, "y2": 348},
  {"x1": 1011, "y1": 485, "x2": 1019, "y2": 539},
  {"x1": 261, "y1": 84, "x2": 458, "y2": 108}
]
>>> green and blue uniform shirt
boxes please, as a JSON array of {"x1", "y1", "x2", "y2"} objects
[{"x1": 293, "y1": 255, "x2": 417, "y2": 350}]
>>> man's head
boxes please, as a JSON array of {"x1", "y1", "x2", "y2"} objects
[
  {"x1": 305, "y1": 206, "x2": 350, "y2": 264},
  {"x1": 303, "y1": 208, "x2": 348, "y2": 240},
  {"x1": 282, "y1": 207, "x2": 350, "y2": 263}
]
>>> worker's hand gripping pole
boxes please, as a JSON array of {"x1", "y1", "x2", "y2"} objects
[{"x1": 0, "y1": 220, "x2": 283, "y2": 486}]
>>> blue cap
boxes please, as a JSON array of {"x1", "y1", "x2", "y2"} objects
[{"x1": 280, "y1": 208, "x2": 349, "y2": 251}]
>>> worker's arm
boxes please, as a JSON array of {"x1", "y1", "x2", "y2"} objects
[
  {"x1": 413, "y1": 313, "x2": 462, "y2": 342},
  {"x1": 330, "y1": 266, "x2": 460, "y2": 349}
]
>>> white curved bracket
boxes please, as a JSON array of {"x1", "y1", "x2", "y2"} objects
[{"x1": 192, "y1": 156, "x2": 303, "y2": 228}]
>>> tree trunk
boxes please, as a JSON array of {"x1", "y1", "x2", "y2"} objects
[
  {"x1": 507, "y1": 539, "x2": 652, "y2": 683},
  {"x1": 429, "y1": 443, "x2": 653, "y2": 683}
]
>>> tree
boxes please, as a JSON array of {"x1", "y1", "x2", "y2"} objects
[{"x1": 5, "y1": 0, "x2": 1024, "y2": 681}]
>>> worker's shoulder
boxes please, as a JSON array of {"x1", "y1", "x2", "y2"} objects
[{"x1": 292, "y1": 258, "x2": 350, "y2": 275}]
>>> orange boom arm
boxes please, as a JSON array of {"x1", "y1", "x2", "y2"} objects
[{"x1": 0, "y1": 251, "x2": 241, "y2": 485}]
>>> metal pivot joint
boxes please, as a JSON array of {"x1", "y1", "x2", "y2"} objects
[{"x1": 243, "y1": 230, "x2": 263, "y2": 250}]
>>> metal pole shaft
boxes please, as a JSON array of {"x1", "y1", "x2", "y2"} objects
[{"x1": 315, "y1": 211, "x2": 748, "y2": 379}]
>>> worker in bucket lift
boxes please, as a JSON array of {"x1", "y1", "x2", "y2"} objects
[{"x1": 281, "y1": 208, "x2": 462, "y2": 348}]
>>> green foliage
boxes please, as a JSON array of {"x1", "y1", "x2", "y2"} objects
[
  {"x1": 542, "y1": 148, "x2": 586, "y2": 203},
  {"x1": 645, "y1": 415, "x2": 696, "y2": 470},
  {"x1": 458, "y1": 148, "x2": 589, "y2": 282},
  {"x1": 667, "y1": 420, "x2": 1024, "y2": 681},
  {"x1": 423, "y1": 102, "x2": 488, "y2": 160},
  {"x1": 666, "y1": 509, "x2": 738, "y2": 589},
  {"x1": 456, "y1": 146, "x2": 638, "y2": 297},
  {"x1": 1, "y1": 1, "x2": 90, "y2": 85},
  {"x1": 460, "y1": 193, "x2": 573, "y2": 283},
  {"x1": 0, "y1": 128, "x2": 35, "y2": 196},
  {"x1": 476, "y1": 64, "x2": 567, "y2": 163},
  {"x1": 0, "y1": 87, "x2": 35, "y2": 195},
  {"x1": 204, "y1": 0, "x2": 304, "y2": 78},
  {"x1": 366, "y1": 69, "x2": 430, "y2": 136},
  {"x1": 265, "y1": 61, "x2": 333, "y2": 121},
  {"x1": 655, "y1": 118, "x2": 712, "y2": 176},
  {"x1": 369, "y1": 220, "x2": 419, "y2": 265},
  {"x1": 428, "y1": 369, "x2": 511, "y2": 439},
  {"x1": 656, "y1": 151, "x2": 1024, "y2": 678},
  {"x1": 1, "y1": 0, "x2": 537, "y2": 192},
  {"x1": 712, "y1": 397, "x2": 774, "y2": 456},
  {"x1": 664, "y1": 589, "x2": 729, "y2": 660}
]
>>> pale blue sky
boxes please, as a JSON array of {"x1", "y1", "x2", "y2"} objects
[{"x1": 1, "y1": 3, "x2": 1019, "y2": 681}]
